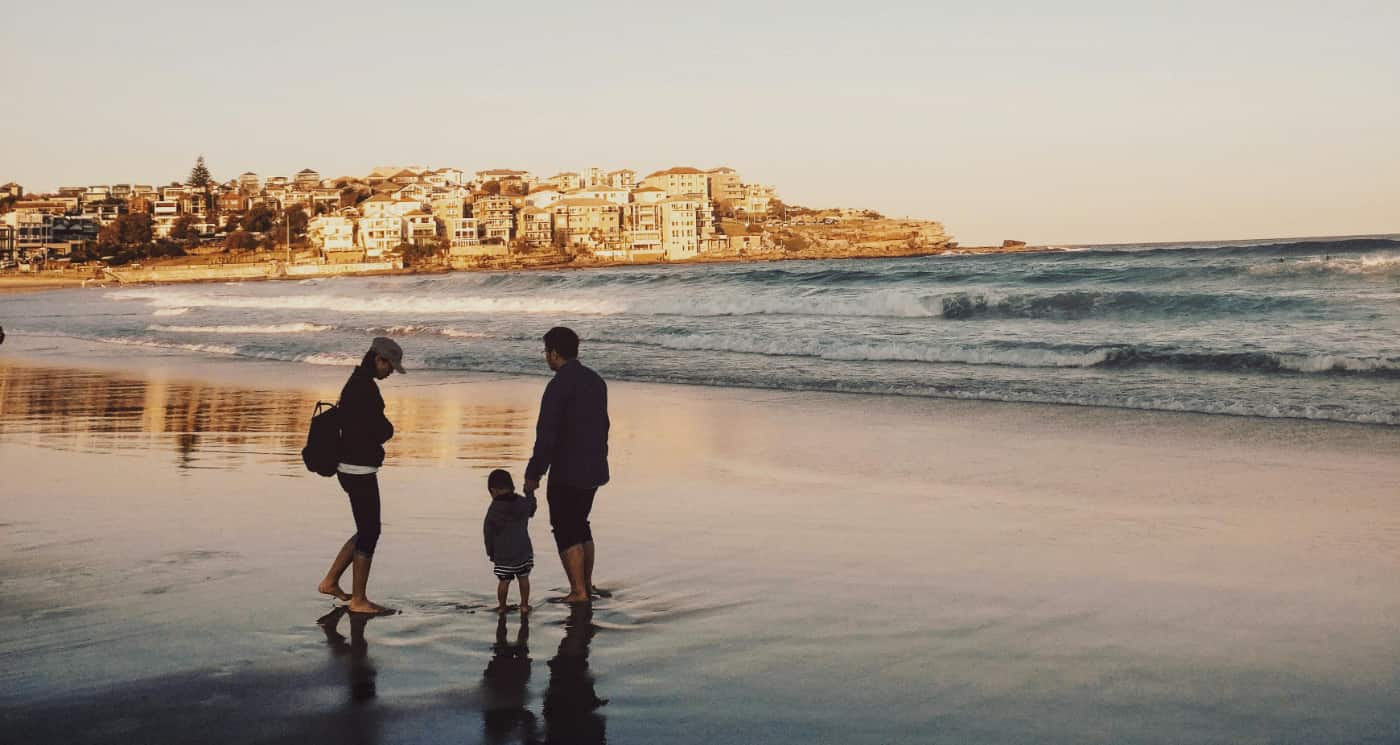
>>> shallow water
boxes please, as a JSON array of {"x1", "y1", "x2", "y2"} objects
[{"x1": 2, "y1": 353, "x2": 1399, "y2": 744}]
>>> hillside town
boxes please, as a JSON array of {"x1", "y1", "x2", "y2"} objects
[{"x1": 0, "y1": 160, "x2": 956, "y2": 280}]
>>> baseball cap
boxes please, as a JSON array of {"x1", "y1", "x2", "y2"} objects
[{"x1": 370, "y1": 336, "x2": 406, "y2": 374}]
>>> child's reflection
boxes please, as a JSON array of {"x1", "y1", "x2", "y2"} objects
[{"x1": 481, "y1": 613, "x2": 538, "y2": 743}]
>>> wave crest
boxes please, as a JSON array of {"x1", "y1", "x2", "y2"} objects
[{"x1": 148, "y1": 323, "x2": 332, "y2": 334}]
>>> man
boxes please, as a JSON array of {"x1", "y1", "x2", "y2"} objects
[{"x1": 524, "y1": 326, "x2": 609, "y2": 604}]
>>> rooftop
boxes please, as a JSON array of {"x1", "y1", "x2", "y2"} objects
[{"x1": 645, "y1": 166, "x2": 705, "y2": 178}]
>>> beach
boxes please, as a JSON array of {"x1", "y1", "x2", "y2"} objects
[{"x1": 3, "y1": 332, "x2": 1399, "y2": 744}]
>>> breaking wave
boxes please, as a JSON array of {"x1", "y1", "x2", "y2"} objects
[
  {"x1": 148, "y1": 323, "x2": 333, "y2": 334},
  {"x1": 108, "y1": 287, "x2": 1322, "y2": 321},
  {"x1": 592, "y1": 333, "x2": 1400, "y2": 378}
]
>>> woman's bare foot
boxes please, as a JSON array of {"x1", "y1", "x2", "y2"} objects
[
  {"x1": 348, "y1": 598, "x2": 393, "y2": 615},
  {"x1": 495, "y1": 604, "x2": 510, "y2": 615},
  {"x1": 561, "y1": 592, "x2": 591, "y2": 604},
  {"x1": 318, "y1": 580, "x2": 352, "y2": 602},
  {"x1": 520, "y1": 604, "x2": 532, "y2": 615}
]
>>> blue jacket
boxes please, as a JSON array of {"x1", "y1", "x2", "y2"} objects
[{"x1": 525, "y1": 359, "x2": 609, "y2": 488}]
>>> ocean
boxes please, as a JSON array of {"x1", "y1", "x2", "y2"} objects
[{"x1": 5, "y1": 234, "x2": 1398, "y2": 425}]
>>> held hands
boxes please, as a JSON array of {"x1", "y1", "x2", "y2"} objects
[{"x1": 524, "y1": 478, "x2": 540, "y2": 497}]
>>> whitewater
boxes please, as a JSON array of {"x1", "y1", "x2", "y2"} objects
[{"x1": 4, "y1": 235, "x2": 1398, "y2": 425}]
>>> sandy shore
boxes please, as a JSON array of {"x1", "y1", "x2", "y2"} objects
[
  {"x1": 0, "y1": 274, "x2": 99, "y2": 293},
  {"x1": 2, "y1": 336, "x2": 1399, "y2": 744}
]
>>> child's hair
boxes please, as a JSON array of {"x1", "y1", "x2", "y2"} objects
[{"x1": 487, "y1": 469, "x2": 514, "y2": 492}]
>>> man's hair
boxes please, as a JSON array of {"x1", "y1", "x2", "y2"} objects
[
  {"x1": 487, "y1": 469, "x2": 514, "y2": 491},
  {"x1": 543, "y1": 326, "x2": 580, "y2": 359}
]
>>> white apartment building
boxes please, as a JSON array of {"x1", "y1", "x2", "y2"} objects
[
  {"x1": 359, "y1": 215, "x2": 405, "y2": 257},
  {"x1": 642, "y1": 167, "x2": 709, "y2": 199},
  {"x1": 447, "y1": 218, "x2": 481, "y2": 249},
  {"x1": 526, "y1": 186, "x2": 562, "y2": 209},
  {"x1": 574, "y1": 185, "x2": 629, "y2": 207},
  {"x1": 308, "y1": 215, "x2": 355, "y2": 251},
  {"x1": 660, "y1": 196, "x2": 702, "y2": 260},
  {"x1": 360, "y1": 194, "x2": 423, "y2": 218},
  {"x1": 404, "y1": 212, "x2": 438, "y2": 245},
  {"x1": 607, "y1": 169, "x2": 637, "y2": 189}
]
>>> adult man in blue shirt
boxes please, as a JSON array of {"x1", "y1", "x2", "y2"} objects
[{"x1": 524, "y1": 326, "x2": 610, "y2": 604}]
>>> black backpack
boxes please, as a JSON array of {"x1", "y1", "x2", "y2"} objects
[{"x1": 301, "y1": 401, "x2": 341, "y2": 477}]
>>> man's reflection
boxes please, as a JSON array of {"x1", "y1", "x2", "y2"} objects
[
  {"x1": 317, "y1": 606, "x2": 378, "y2": 702},
  {"x1": 481, "y1": 614, "x2": 538, "y2": 743},
  {"x1": 543, "y1": 604, "x2": 607, "y2": 744}
]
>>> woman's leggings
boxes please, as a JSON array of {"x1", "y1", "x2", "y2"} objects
[{"x1": 337, "y1": 472, "x2": 381, "y2": 556}]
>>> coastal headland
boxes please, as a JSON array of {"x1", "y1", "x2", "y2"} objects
[
  {"x1": 2, "y1": 161, "x2": 1056, "y2": 289},
  {"x1": 1, "y1": 216, "x2": 1046, "y2": 290}
]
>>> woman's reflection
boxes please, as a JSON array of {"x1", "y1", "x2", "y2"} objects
[
  {"x1": 317, "y1": 606, "x2": 378, "y2": 703},
  {"x1": 543, "y1": 604, "x2": 607, "y2": 744},
  {"x1": 481, "y1": 614, "x2": 538, "y2": 743}
]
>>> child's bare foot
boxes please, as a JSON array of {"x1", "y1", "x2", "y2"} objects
[
  {"x1": 348, "y1": 598, "x2": 394, "y2": 615},
  {"x1": 318, "y1": 580, "x2": 352, "y2": 602}
]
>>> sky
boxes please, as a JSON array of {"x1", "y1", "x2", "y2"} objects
[{"x1": 2, "y1": 0, "x2": 1397, "y2": 245}]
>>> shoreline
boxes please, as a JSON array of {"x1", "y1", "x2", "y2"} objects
[
  {"x1": 0, "y1": 243, "x2": 1051, "y2": 293},
  {"x1": 4, "y1": 330, "x2": 1396, "y2": 434}
]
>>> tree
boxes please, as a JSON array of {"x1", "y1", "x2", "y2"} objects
[
  {"x1": 187, "y1": 156, "x2": 215, "y2": 219},
  {"x1": 149, "y1": 238, "x2": 186, "y2": 258},
  {"x1": 187, "y1": 156, "x2": 212, "y2": 191},
  {"x1": 274, "y1": 206, "x2": 309, "y2": 243},
  {"x1": 97, "y1": 213, "x2": 153, "y2": 252},
  {"x1": 479, "y1": 180, "x2": 501, "y2": 196},
  {"x1": 226, "y1": 230, "x2": 258, "y2": 250},
  {"x1": 241, "y1": 204, "x2": 277, "y2": 233},
  {"x1": 170, "y1": 215, "x2": 199, "y2": 244}
]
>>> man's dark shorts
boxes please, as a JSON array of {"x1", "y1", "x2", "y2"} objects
[{"x1": 547, "y1": 481, "x2": 597, "y2": 552}]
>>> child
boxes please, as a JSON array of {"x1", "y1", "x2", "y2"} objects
[{"x1": 483, "y1": 469, "x2": 537, "y2": 614}]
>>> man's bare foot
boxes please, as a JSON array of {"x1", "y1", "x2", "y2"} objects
[
  {"x1": 347, "y1": 599, "x2": 394, "y2": 615},
  {"x1": 561, "y1": 593, "x2": 591, "y2": 604},
  {"x1": 318, "y1": 580, "x2": 352, "y2": 602}
]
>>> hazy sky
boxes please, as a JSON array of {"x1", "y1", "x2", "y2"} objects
[{"x1": 3, "y1": 0, "x2": 1397, "y2": 245}]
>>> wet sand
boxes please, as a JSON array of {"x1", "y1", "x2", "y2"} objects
[{"x1": 2, "y1": 334, "x2": 1399, "y2": 744}]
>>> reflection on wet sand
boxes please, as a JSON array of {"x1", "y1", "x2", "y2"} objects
[
  {"x1": 482, "y1": 614, "x2": 537, "y2": 743},
  {"x1": 317, "y1": 606, "x2": 379, "y2": 704},
  {"x1": 543, "y1": 605, "x2": 607, "y2": 744},
  {"x1": 0, "y1": 361, "x2": 531, "y2": 472}
]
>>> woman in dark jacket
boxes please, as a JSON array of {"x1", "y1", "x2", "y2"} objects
[{"x1": 318, "y1": 337, "x2": 404, "y2": 615}]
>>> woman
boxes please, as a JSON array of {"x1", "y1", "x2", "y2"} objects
[{"x1": 318, "y1": 336, "x2": 405, "y2": 615}]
